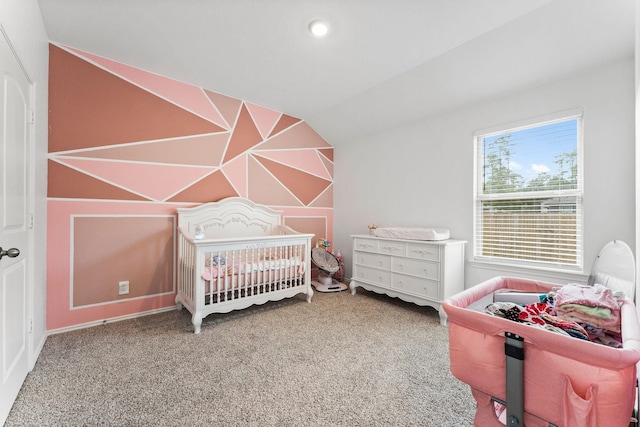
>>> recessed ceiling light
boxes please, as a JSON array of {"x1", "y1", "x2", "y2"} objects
[{"x1": 309, "y1": 20, "x2": 329, "y2": 38}]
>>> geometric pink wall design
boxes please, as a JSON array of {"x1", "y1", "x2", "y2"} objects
[
  {"x1": 49, "y1": 44, "x2": 334, "y2": 206},
  {"x1": 47, "y1": 43, "x2": 334, "y2": 332}
]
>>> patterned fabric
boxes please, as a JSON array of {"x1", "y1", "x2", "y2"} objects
[
  {"x1": 485, "y1": 302, "x2": 524, "y2": 321},
  {"x1": 484, "y1": 300, "x2": 590, "y2": 341}
]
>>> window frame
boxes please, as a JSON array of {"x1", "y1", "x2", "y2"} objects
[{"x1": 472, "y1": 110, "x2": 584, "y2": 272}]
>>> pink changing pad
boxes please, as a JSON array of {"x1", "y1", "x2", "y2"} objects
[{"x1": 373, "y1": 227, "x2": 450, "y2": 241}]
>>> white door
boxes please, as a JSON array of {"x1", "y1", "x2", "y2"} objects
[{"x1": 0, "y1": 29, "x2": 31, "y2": 424}]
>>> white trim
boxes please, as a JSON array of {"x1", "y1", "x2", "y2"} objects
[
  {"x1": 27, "y1": 78, "x2": 38, "y2": 371},
  {"x1": 69, "y1": 214, "x2": 176, "y2": 310},
  {"x1": 69, "y1": 291, "x2": 176, "y2": 311},
  {"x1": 469, "y1": 260, "x2": 589, "y2": 284},
  {"x1": 47, "y1": 306, "x2": 177, "y2": 336},
  {"x1": 473, "y1": 108, "x2": 584, "y2": 138},
  {"x1": 0, "y1": 25, "x2": 33, "y2": 84}
]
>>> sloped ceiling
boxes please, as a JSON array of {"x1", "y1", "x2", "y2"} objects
[{"x1": 38, "y1": 0, "x2": 635, "y2": 146}]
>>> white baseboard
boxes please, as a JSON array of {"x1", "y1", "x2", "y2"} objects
[
  {"x1": 47, "y1": 306, "x2": 177, "y2": 336},
  {"x1": 29, "y1": 333, "x2": 47, "y2": 370}
]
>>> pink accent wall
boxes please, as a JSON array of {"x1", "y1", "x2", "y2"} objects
[
  {"x1": 47, "y1": 201, "x2": 183, "y2": 330},
  {"x1": 72, "y1": 216, "x2": 174, "y2": 307},
  {"x1": 47, "y1": 43, "x2": 334, "y2": 331}
]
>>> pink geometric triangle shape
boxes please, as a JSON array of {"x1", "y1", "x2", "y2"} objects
[
  {"x1": 65, "y1": 46, "x2": 229, "y2": 130},
  {"x1": 56, "y1": 157, "x2": 216, "y2": 202},
  {"x1": 252, "y1": 150, "x2": 331, "y2": 180},
  {"x1": 221, "y1": 154, "x2": 248, "y2": 198},
  {"x1": 205, "y1": 90, "x2": 242, "y2": 129},
  {"x1": 319, "y1": 154, "x2": 333, "y2": 177},
  {"x1": 259, "y1": 121, "x2": 332, "y2": 150},
  {"x1": 62, "y1": 133, "x2": 230, "y2": 167},
  {"x1": 309, "y1": 184, "x2": 333, "y2": 208},
  {"x1": 246, "y1": 103, "x2": 282, "y2": 140},
  {"x1": 247, "y1": 156, "x2": 303, "y2": 207}
]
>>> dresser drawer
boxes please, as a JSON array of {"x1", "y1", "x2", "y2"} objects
[
  {"x1": 378, "y1": 241, "x2": 404, "y2": 256},
  {"x1": 353, "y1": 238, "x2": 378, "y2": 253},
  {"x1": 351, "y1": 234, "x2": 466, "y2": 327},
  {"x1": 406, "y1": 243, "x2": 440, "y2": 261},
  {"x1": 392, "y1": 257, "x2": 439, "y2": 280},
  {"x1": 353, "y1": 265, "x2": 391, "y2": 286},
  {"x1": 392, "y1": 274, "x2": 439, "y2": 300},
  {"x1": 354, "y1": 251, "x2": 391, "y2": 270}
]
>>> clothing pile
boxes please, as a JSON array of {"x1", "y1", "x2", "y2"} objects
[{"x1": 485, "y1": 283, "x2": 625, "y2": 348}]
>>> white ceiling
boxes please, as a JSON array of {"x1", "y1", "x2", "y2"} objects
[{"x1": 38, "y1": 0, "x2": 635, "y2": 145}]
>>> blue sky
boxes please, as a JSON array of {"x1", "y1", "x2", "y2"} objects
[{"x1": 483, "y1": 118, "x2": 578, "y2": 182}]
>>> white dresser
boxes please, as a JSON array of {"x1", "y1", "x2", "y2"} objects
[{"x1": 349, "y1": 235, "x2": 466, "y2": 325}]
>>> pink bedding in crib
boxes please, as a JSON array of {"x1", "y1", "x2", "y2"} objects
[
  {"x1": 201, "y1": 258, "x2": 304, "y2": 292},
  {"x1": 443, "y1": 276, "x2": 640, "y2": 427}
]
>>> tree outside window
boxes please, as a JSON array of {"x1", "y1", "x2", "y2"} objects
[{"x1": 475, "y1": 115, "x2": 582, "y2": 268}]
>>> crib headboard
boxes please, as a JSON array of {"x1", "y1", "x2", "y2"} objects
[{"x1": 177, "y1": 197, "x2": 284, "y2": 239}]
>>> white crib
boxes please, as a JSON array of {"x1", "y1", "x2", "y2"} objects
[{"x1": 176, "y1": 197, "x2": 314, "y2": 333}]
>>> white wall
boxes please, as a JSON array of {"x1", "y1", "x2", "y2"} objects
[
  {"x1": 334, "y1": 57, "x2": 635, "y2": 288},
  {"x1": 0, "y1": 0, "x2": 49, "y2": 365}
]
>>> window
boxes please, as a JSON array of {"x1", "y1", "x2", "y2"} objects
[{"x1": 474, "y1": 113, "x2": 583, "y2": 269}]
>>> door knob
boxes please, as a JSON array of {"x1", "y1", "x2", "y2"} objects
[{"x1": 0, "y1": 247, "x2": 20, "y2": 260}]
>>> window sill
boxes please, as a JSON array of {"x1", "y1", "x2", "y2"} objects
[{"x1": 469, "y1": 259, "x2": 589, "y2": 284}]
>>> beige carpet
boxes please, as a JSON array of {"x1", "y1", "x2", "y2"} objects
[{"x1": 6, "y1": 289, "x2": 476, "y2": 426}]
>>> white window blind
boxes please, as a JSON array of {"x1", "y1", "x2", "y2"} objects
[{"x1": 474, "y1": 114, "x2": 583, "y2": 269}]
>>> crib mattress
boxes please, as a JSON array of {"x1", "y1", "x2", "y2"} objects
[
  {"x1": 442, "y1": 276, "x2": 640, "y2": 427},
  {"x1": 373, "y1": 226, "x2": 450, "y2": 241}
]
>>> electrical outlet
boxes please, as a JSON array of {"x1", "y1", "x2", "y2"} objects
[{"x1": 118, "y1": 280, "x2": 129, "y2": 295}]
